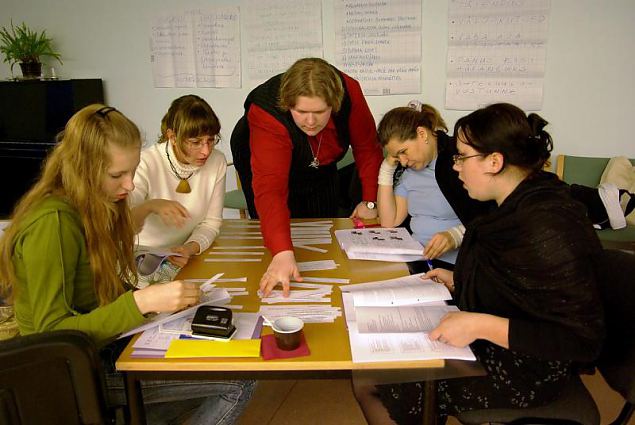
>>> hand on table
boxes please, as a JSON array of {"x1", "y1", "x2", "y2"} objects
[
  {"x1": 429, "y1": 312, "x2": 509, "y2": 349},
  {"x1": 350, "y1": 201, "x2": 378, "y2": 220},
  {"x1": 133, "y1": 280, "x2": 201, "y2": 315},
  {"x1": 167, "y1": 242, "x2": 200, "y2": 268},
  {"x1": 428, "y1": 311, "x2": 482, "y2": 348},
  {"x1": 259, "y1": 250, "x2": 302, "y2": 298}
]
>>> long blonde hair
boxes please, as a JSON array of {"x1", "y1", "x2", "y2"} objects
[{"x1": 0, "y1": 104, "x2": 141, "y2": 305}]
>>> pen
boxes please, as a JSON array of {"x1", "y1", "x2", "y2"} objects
[
  {"x1": 426, "y1": 259, "x2": 434, "y2": 271},
  {"x1": 426, "y1": 259, "x2": 441, "y2": 283}
]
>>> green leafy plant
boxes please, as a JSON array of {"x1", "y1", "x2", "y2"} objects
[{"x1": 0, "y1": 21, "x2": 62, "y2": 73}]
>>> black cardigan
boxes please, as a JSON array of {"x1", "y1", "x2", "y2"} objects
[{"x1": 455, "y1": 172, "x2": 605, "y2": 363}]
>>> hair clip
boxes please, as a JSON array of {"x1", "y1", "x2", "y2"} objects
[
  {"x1": 95, "y1": 106, "x2": 117, "y2": 118},
  {"x1": 407, "y1": 100, "x2": 424, "y2": 112}
]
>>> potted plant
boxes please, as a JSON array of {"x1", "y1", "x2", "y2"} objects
[{"x1": 0, "y1": 21, "x2": 62, "y2": 79}]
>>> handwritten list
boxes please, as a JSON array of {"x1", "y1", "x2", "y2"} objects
[
  {"x1": 244, "y1": 0, "x2": 323, "y2": 87},
  {"x1": 446, "y1": 0, "x2": 551, "y2": 110},
  {"x1": 334, "y1": 0, "x2": 422, "y2": 96},
  {"x1": 150, "y1": 8, "x2": 240, "y2": 88}
]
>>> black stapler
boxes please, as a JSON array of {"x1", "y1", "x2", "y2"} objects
[{"x1": 191, "y1": 306, "x2": 236, "y2": 339}]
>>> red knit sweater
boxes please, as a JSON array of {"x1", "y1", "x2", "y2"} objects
[{"x1": 247, "y1": 73, "x2": 382, "y2": 255}]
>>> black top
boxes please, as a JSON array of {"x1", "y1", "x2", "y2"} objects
[{"x1": 455, "y1": 171, "x2": 605, "y2": 362}]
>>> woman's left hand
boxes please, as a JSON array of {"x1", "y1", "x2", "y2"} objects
[
  {"x1": 424, "y1": 231, "x2": 455, "y2": 260},
  {"x1": 429, "y1": 312, "x2": 510, "y2": 349},
  {"x1": 167, "y1": 242, "x2": 199, "y2": 268},
  {"x1": 350, "y1": 201, "x2": 378, "y2": 219},
  {"x1": 428, "y1": 312, "x2": 481, "y2": 347}
]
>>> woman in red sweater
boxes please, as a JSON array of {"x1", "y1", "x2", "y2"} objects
[{"x1": 231, "y1": 58, "x2": 383, "y2": 296}]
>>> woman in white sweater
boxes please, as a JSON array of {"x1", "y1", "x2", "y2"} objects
[{"x1": 131, "y1": 95, "x2": 226, "y2": 277}]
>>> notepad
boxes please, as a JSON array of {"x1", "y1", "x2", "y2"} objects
[{"x1": 165, "y1": 339, "x2": 261, "y2": 358}]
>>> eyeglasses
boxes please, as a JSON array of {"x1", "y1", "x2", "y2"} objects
[
  {"x1": 452, "y1": 153, "x2": 485, "y2": 165},
  {"x1": 185, "y1": 135, "x2": 221, "y2": 151}
]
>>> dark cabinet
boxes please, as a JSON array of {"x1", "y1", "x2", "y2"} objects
[{"x1": 0, "y1": 79, "x2": 104, "y2": 217}]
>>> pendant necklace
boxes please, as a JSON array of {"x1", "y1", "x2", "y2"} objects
[
  {"x1": 309, "y1": 134, "x2": 323, "y2": 169},
  {"x1": 165, "y1": 141, "x2": 193, "y2": 193}
]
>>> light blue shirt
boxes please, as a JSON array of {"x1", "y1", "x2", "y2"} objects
[{"x1": 394, "y1": 157, "x2": 461, "y2": 263}]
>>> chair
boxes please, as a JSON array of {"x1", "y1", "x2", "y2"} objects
[
  {"x1": 556, "y1": 154, "x2": 635, "y2": 251},
  {"x1": 456, "y1": 249, "x2": 635, "y2": 425},
  {"x1": 595, "y1": 249, "x2": 635, "y2": 425},
  {"x1": 0, "y1": 330, "x2": 111, "y2": 425},
  {"x1": 224, "y1": 162, "x2": 249, "y2": 218},
  {"x1": 456, "y1": 374, "x2": 600, "y2": 425}
]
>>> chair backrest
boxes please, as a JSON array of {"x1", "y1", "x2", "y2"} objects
[
  {"x1": 595, "y1": 249, "x2": 635, "y2": 404},
  {"x1": 336, "y1": 147, "x2": 355, "y2": 170},
  {"x1": 556, "y1": 155, "x2": 610, "y2": 186},
  {"x1": 0, "y1": 330, "x2": 110, "y2": 425},
  {"x1": 556, "y1": 155, "x2": 635, "y2": 187}
]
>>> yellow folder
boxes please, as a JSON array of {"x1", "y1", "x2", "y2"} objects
[{"x1": 165, "y1": 339, "x2": 261, "y2": 358}]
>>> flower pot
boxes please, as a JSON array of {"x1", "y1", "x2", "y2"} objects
[{"x1": 19, "y1": 62, "x2": 42, "y2": 79}]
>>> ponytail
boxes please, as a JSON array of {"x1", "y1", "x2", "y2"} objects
[{"x1": 378, "y1": 101, "x2": 447, "y2": 147}]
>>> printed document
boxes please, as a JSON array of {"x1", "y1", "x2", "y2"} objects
[
  {"x1": 342, "y1": 273, "x2": 451, "y2": 307},
  {"x1": 335, "y1": 227, "x2": 424, "y2": 261},
  {"x1": 341, "y1": 274, "x2": 476, "y2": 362}
]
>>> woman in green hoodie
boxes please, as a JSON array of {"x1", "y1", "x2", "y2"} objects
[{"x1": 0, "y1": 104, "x2": 253, "y2": 425}]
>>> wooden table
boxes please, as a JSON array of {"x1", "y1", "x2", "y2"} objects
[{"x1": 116, "y1": 218, "x2": 484, "y2": 424}]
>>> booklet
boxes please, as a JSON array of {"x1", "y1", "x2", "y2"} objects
[
  {"x1": 334, "y1": 227, "x2": 424, "y2": 262},
  {"x1": 341, "y1": 273, "x2": 452, "y2": 307},
  {"x1": 340, "y1": 274, "x2": 476, "y2": 363}
]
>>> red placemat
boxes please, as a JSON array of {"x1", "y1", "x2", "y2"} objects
[{"x1": 261, "y1": 333, "x2": 310, "y2": 360}]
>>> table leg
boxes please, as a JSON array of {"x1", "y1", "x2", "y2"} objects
[
  {"x1": 422, "y1": 380, "x2": 438, "y2": 425},
  {"x1": 123, "y1": 372, "x2": 147, "y2": 425}
]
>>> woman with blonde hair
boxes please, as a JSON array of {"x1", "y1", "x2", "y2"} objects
[
  {"x1": 231, "y1": 57, "x2": 383, "y2": 297},
  {"x1": 131, "y1": 95, "x2": 227, "y2": 283},
  {"x1": 0, "y1": 104, "x2": 253, "y2": 424}
]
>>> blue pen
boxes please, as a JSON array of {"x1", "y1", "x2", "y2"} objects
[
  {"x1": 426, "y1": 259, "x2": 434, "y2": 271},
  {"x1": 426, "y1": 259, "x2": 441, "y2": 283}
]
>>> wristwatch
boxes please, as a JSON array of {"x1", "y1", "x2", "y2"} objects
[{"x1": 364, "y1": 201, "x2": 376, "y2": 210}]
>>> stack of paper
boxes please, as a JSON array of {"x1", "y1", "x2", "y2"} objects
[
  {"x1": 259, "y1": 305, "x2": 342, "y2": 324},
  {"x1": 131, "y1": 312, "x2": 263, "y2": 358},
  {"x1": 259, "y1": 282, "x2": 333, "y2": 304},
  {"x1": 334, "y1": 227, "x2": 424, "y2": 262},
  {"x1": 341, "y1": 274, "x2": 476, "y2": 363}
]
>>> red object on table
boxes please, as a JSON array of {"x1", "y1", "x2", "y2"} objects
[{"x1": 261, "y1": 333, "x2": 310, "y2": 360}]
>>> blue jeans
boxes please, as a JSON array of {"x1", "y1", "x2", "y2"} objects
[{"x1": 101, "y1": 338, "x2": 256, "y2": 425}]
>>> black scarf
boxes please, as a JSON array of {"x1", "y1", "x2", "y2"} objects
[{"x1": 454, "y1": 172, "x2": 604, "y2": 359}]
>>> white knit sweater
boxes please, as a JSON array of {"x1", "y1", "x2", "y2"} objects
[{"x1": 129, "y1": 142, "x2": 227, "y2": 253}]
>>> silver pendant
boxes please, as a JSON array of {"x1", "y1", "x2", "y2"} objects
[{"x1": 309, "y1": 157, "x2": 320, "y2": 168}]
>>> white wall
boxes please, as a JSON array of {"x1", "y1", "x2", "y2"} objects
[{"x1": 3, "y1": 0, "x2": 635, "y2": 192}]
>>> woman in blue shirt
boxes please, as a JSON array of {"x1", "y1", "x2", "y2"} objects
[{"x1": 376, "y1": 101, "x2": 491, "y2": 268}]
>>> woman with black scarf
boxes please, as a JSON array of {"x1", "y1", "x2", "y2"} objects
[{"x1": 357, "y1": 103, "x2": 605, "y2": 425}]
